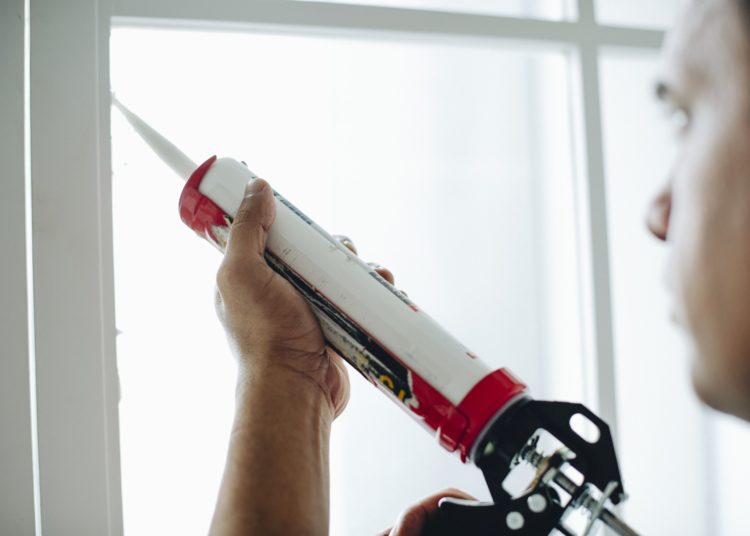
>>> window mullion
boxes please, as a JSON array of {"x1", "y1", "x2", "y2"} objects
[
  {"x1": 577, "y1": 0, "x2": 596, "y2": 24},
  {"x1": 573, "y1": 41, "x2": 620, "y2": 446}
]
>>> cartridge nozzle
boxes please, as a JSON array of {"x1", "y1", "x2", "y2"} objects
[{"x1": 111, "y1": 95, "x2": 197, "y2": 182}]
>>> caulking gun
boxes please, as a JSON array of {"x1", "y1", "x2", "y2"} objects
[{"x1": 113, "y1": 96, "x2": 641, "y2": 536}]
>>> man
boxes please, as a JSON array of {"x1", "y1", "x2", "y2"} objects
[{"x1": 210, "y1": 0, "x2": 750, "y2": 533}]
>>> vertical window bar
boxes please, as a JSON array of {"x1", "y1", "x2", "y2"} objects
[
  {"x1": 26, "y1": 0, "x2": 43, "y2": 530},
  {"x1": 29, "y1": 0, "x2": 123, "y2": 533},
  {"x1": 574, "y1": 0, "x2": 620, "y2": 445},
  {"x1": 0, "y1": 0, "x2": 38, "y2": 533},
  {"x1": 577, "y1": 0, "x2": 596, "y2": 23}
]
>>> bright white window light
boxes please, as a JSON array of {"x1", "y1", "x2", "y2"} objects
[
  {"x1": 111, "y1": 27, "x2": 583, "y2": 535},
  {"x1": 601, "y1": 49, "x2": 714, "y2": 535}
]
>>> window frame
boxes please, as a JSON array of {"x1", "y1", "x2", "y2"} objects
[
  {"x1": 0, "y1": 0, "x2": 37, "y2": 533},
  {"x1": 11, "y1": 0, "x2": 670, "y2": 533},
  {"x1": 26, "y1": 0, "x2": 123, "y2": 534}
]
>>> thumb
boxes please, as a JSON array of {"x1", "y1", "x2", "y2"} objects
[{"x1": 225, "y1": 178, "x2": 276, "y2": 262}]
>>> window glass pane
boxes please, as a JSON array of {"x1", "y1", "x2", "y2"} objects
[
  {"x1": 595, "y1": 0, "x2": 680, "y2": 29},
  {"x1": 600, "y1": 49, "x2": 734, "y2": 535},
  {"x1": 111, "y1": 27, "x2": 583, "y2": 535},
  {"x1": 294, "y1": 0, "x2": 572, "y2": 20}
]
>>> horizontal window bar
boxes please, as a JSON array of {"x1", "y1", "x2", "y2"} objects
[{"x1": 113, "y1": 0, "x2": 664, "y2": 48}]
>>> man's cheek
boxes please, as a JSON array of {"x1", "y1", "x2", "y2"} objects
[
  {"x1": 675, "y1": 245, "x2": 712, "y2": 357},
  {"x1": 664, "y1": 207, "x2": 702, "y2": 332},
  {"x1": 668, "y1": 166, "x2": 716, "y2": 328}
]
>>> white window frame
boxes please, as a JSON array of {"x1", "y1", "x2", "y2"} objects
[
  {"x1": 1, "y1": 1, "x2": 37, "y2": 534},
  {"x1": 3, "y1": 0, "x2": 672, "y2": 533}
]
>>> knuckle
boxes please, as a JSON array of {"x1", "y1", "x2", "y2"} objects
[
  {"x1": 213, "y1": 289, "x2": 225, "y2": 321},
  {"x1": 398, "y1": 507, "x2": 424, "y2": 531},
  {"x1": 232, "y1": 201, "x2": 268, "y2": 233},
  {"x1": 229, "y1": 218, "x2": 266, "y2": 249},
  {"x1": 217, "y1": 257, "x2": 273, "y2": 297},
  {"x1": 233, "y1": 204, "x2": 255, "y2": 225},
  {"x1": 216, "y1": 266, "x2": 228, "y2": 291},
  {"x1": 216, "y1": 261, "x2": 243, "y2": 291},
  {"x1": 233, "y1": 193, "x2": 261, "y2": 222}
]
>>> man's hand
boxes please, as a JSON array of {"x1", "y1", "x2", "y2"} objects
[
  {"x1": 211, "y1": 177, "x2": 397, "y2": 536},
  {"x1": 378, "y1": 489, "x2": 476, "y2": 536},
  {"x1": 215, "y1": 177, "x2": 351, "y2": 416}
]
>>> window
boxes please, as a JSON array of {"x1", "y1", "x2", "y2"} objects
[
  {"x1": 8, "y1": 0, "x2": 750, "y2": 535},
  {"x1": 111, "y1": 27, "x2": 583, "y2": 535},
  {"x1": 599, "y1": 49, "x2": 708, "y2": 534}
]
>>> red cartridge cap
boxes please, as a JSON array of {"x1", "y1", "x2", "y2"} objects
[{"x1": 179, "y1": 155, "x2": 227, "y2": 242}]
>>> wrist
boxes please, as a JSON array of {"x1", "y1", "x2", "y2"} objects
[
  {"x1": 215, "y1": 354, "x2": 333, "y2": 536},
  {"x1": 236, "y1": 358, "x2": 336, "y2": 425}
]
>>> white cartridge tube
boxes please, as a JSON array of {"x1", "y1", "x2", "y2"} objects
[
  {"x1": 182, "y1": 157, "x2": 528, "y2": 462},
  {"x1": 112, "y1": 97, "x2": 527, "y2": 461}
]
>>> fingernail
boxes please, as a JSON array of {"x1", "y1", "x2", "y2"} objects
[
  {"x1": 245, "y1": 178, "x2": 266, "y2": 196},
  {"x1": 334, "y1": 235, "x2": 357, "y2": 254}
]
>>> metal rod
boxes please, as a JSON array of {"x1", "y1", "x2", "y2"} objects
[
  {"x1": 599, "y1": 509, "x2": 640, "y2": 536},
  {"x1": 551, "y1": 471, "x2": 640, "y2": 536}
]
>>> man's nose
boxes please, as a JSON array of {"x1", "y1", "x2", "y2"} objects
[{"x1": 646, "y1": 181, "x2": 672, "y2": 242}]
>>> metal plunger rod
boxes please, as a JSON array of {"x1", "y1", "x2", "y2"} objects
[{"x1": 551, "y1": 471, "x2": 640, "y2": 536}]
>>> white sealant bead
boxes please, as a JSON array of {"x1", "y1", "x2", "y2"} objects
[
  {"x1": 506, "y1": 511, "x2": 525, "y2": 530},
  {"x1": 528, "y1": 494, "x2": 548, "y2": 513}
]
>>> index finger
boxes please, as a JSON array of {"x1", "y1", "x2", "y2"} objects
[{"x1": 383, "y1": 488, "x2": 476, "y2": 536}]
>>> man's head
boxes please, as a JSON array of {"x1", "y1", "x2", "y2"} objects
[{"x1": 649, "y1": 0, "x2": 750, "y2": 420}]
